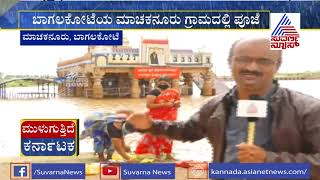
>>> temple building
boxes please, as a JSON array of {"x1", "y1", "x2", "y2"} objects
[{"x1": 56, "y1": 38, "x2": 215, "y2": 98}]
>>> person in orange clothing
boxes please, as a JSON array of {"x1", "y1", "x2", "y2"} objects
[{"x1": 135, "y1": 76, "x2": 180, "y2": 160}]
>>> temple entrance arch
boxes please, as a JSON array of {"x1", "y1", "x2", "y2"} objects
[{"x1": 102, "y1": 73, "x2": 131, "y2": 97}]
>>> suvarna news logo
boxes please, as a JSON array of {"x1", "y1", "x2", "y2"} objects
[{"x1": 270, "y1": 13, "x2": 300, "y2": 50}]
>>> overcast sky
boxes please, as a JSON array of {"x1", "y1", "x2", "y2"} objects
[{"x1": 0, "y1": 30, "x2": 319, "y2": 76}]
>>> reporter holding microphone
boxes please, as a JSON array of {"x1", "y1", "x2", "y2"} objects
[
  {"x1": 236, "y1": 95, "x2": 269, "y2": 164},
  {"x1": 127, "y1": 38, "x2": 320, "y2": 179}
]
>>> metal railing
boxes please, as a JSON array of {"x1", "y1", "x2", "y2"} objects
[
  {"x1": 1, "y1": 92, "x2": 56, "y2": 99},
  {"x1": 103, "y1": 87, "x2": 131, "y2": 97}
]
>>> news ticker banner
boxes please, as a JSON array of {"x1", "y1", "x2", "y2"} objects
[
  {"x1": 19, "y1": 11, "x2": 267, "y2": 29},
  {"x1": 10, "y1": 162, "x2": 311, "y2": 179},
  {"x1": 18, "y1": 12, "x2": 301, "y2": 48},
  {"x1": 20, "y1": 119, "x2": 79, "y2": 156},
  {"x1": 20, "y1": 30, "x2": 122, "y2": 45},
  {"x1": 1, "y1": 1, "x2": 320, "y2": 29}
]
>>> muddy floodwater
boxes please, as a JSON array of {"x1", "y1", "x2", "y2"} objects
[{"x1": 0, "y1": 80, "x2": 319, "y2": 161}]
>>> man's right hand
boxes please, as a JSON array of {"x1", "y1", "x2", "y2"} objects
[{"x1": 127, "y1": 112, "x2": 153, "y2": 130}]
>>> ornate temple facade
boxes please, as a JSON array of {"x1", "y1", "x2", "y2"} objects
[{"x1": 56, "y1": 38, "x2": 215, "y2": 98}]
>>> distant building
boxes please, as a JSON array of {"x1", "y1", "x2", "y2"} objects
[{"x1": 56, "y1": 38, "x2": 215, "y2": 98}]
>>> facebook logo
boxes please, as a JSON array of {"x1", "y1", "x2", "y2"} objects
[
  {"x1": 11, "y1": 163, "x2": 30, "y2": 179},
  {"x1": 14, "y1": 166, "x2": 28, "y2": 177}
]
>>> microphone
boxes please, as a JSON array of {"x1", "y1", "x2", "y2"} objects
[
  {"x1": 237, "y1": 95, "x2": 267, "y2": 145},
  {"x1": 247, "y1": 95, "x2": 261, "y2": 145}
]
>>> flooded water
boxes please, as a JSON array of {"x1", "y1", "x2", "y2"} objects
[
  {"x1": 225, "y1": 80, "x2": 320, "y2": 99},
  {"x1": 0, "y1": 84, "x2": 214, "y2": 161},
  {"x1": 0, "y1": 80, "x2": 319, "y2": 161}
]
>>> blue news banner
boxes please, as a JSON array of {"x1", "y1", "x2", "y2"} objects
[
  {"x1": 19, "y1": 11, "x2": 268, "y2": 29},
  {"x1": 20, "y1": 30, "x2": 123, "y2": 46},
  {"x1": 209, "y1": 163, "x2": 310, "y2": 179},
  {"x1": 30, "y1": 163, "x2": 174, "y2": 179},
  {"x1": 31, "y1": 163, "x2": 85, "y2": 179},
  {"x1": 1, "y1": 1, "x2": 320, "y2": 29},
  {"x1": 120, "y1": 163, "x2": 175, "y2": 179},
  {"x1": 120, "y1": 163, "x2": 309, "y2": 179},
  {"x1": 25, "y1": 163, "x2": 309, "y2": 179}
]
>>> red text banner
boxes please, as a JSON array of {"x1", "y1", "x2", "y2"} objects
[
  {"x1": 134, "y1": 67, "x2": 181, "y2": 79},
  {"x1": 21, "y1": 120, "x2": 77, "y2": 138}
]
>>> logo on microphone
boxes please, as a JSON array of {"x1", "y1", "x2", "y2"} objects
[
  {"x1": 247, "y1": 103, "x2": 258, "y2": 114},
  {"x1": 237, "y1": 100, "x2": 268, "y2": 118}
]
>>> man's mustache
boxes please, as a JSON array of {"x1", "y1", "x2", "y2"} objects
[{"x1": 239, "y1": 70, "x2": 263, "y2": 76}]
